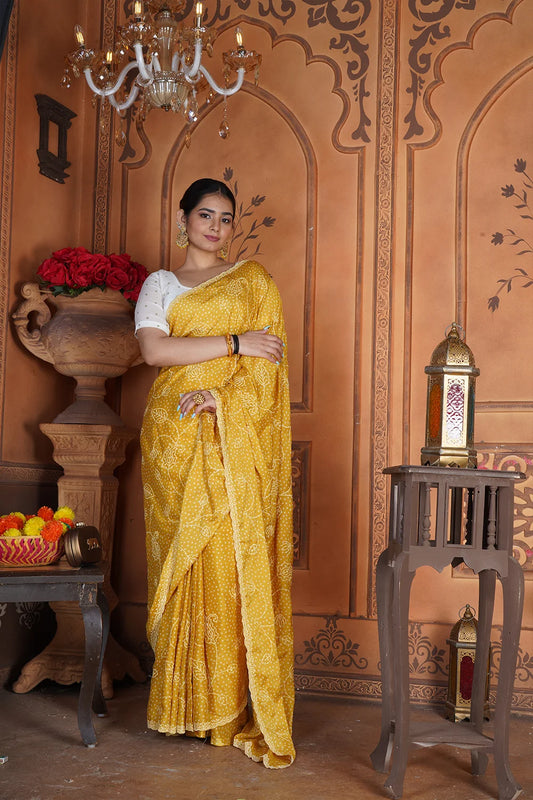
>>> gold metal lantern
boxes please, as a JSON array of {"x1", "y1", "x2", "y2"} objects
[
  {"x1": 445, "y1": 604, "x2": 490, "y2": 722},
  {"x1": 421, "y1": 322, "x2": 479, "y2": 468}
]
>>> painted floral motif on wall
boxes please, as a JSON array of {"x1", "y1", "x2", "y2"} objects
[
  {"x1": 295, "y1": 616, "x2": 369, "y2": 669},
  {"x1": 404, "y1": 2, "x2": 523, "y2": 141},
  {"x1": 15, "y1": 602, "x2": 44, "y2": 630},
  {"x1": 405, "y1": 0, "x2": 482, "y2": 139},
  {"x1": 477, "y1": 449, "x2": 533, "y2": 575},
  {"x1": 204, "y1": 0, "x2": 373, "y2": 142},
  {"x1": 488, "y1": 158, "x2": 533, "y2": 312},
  {"x1": 491, "y1": 636, "x2": 533, "y2": 705},
  {"x1": 408, "y1": 622, "x2": 448, "y2": 677}
]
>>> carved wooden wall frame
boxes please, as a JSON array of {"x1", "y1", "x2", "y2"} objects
[{"x1": 35, "y1": 94, "x2": 77, "y2": 184}]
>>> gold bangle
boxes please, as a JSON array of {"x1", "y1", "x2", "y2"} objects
[{"x1": 225, "y1": 333, "x2": 234, "y2": 357}]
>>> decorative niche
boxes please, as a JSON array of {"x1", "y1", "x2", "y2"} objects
[{"x1": 35, "y1": 94, "x2": 76, "y2": 183}]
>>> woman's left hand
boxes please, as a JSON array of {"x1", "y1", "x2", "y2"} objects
[{"x1": 179, "y1": 390, "x2": 217, "y2": 419}]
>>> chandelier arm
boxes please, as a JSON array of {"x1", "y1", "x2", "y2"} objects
[
  {"x1": 184, "y1": 39, "x2": 203, "y2": 80},
  {"x1": 133, "y1": 42, "x2": 153, "y2": 83},
  {"x1": 83, "y1": 61, "x2": 138, "y2": 98},
  {"x1": 198, "y1": 66, "x2": 245, "y2": 97},
  {"x1": 152, "y1": 53, "x2": 162, "y2": 73},
  {"x1": 109, "y1": 83, "x2": 140, "y2": 111}
]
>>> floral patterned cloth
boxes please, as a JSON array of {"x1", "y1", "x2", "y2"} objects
[{"x1": 140, "y1": 260, "x2": 295, "y2": 768}]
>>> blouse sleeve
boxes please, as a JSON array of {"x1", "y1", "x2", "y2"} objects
[{"x1": 134, "y1": 271, "x2": 170, "y2": 335}]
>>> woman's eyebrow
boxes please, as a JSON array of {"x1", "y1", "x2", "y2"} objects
[{"x1": 198, "y1": 206, "x2": 234, "y2": 217}]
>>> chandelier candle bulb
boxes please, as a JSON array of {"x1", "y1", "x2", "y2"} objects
[
  {"x1": 74, "y1": 25, "x2": 84, "y2": 46},
  {"x1": 236, "y1": 27, "x2": 243, "y2": 48},
  {"x1": 134, "y1": 1, "x2": 142, "y2": 15},
  {"x1": 195, "y1": 2, "x2": 203, "y2": 27}
]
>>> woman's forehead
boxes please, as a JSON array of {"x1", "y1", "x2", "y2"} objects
[{"x1": 194, "y1": 193, "x2": 233, "y2": 213}]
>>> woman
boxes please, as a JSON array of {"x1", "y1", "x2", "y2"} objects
[{"x1": 135, "y1": 178, "x2": 295, "y2": 768}]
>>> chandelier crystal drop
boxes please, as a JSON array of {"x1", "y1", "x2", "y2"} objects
[{"x1": 61, "y1": 1, "x2": 261, "y2": 134}]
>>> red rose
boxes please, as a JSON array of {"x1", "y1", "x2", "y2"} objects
[
  {"x1": 52, "y1": 246, "x2": 89, "y2": 263},
  {"x1": 37, "y1": 257, "x2": 69, "y2": 286},
  {"x1": 66, "y1": 252, "x2": 109, "y2": 288},
  {"x1": 67, "y1": 262, "x2": 95, "y2": 287},
  {"x1": 109, "y1": 253, "x2": 131, "y2": 271},
  {"x1": 123, "y1": 285, "x2": 141, "y2": 302},
  {"x1": 129, "y1": 260, "x2": 149, "y2": 289},
  {"x1": 106, "y1": 254, "x2": 131, "y2": 291},
  {"x1": 91, "y1": 254, "x2": 111, "y2": 286}
]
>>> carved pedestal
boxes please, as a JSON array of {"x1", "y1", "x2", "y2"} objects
[{"x1": 12, "y1": 424, "x2": 145, "y2": 699}]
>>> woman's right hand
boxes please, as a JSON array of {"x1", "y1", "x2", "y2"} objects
[{"x1": 237, "y1": 329, "x2": 284, "y2": 364}]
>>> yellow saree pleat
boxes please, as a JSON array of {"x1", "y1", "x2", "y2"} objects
[{"x1": 141, "y1": 260, "x2": 295, "y2": 768}]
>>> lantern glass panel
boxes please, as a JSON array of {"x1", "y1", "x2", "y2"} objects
[
  {"x1": 428, "y1": 381, "x2": 442, "y2": 443},
  {"x1": 445, "y1": 377, "x2": 466, "y2": 446}
]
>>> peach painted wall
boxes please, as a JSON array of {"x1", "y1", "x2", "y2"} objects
[{"x1": 1, "y1": 0, "x2": 532, "y2": 713}]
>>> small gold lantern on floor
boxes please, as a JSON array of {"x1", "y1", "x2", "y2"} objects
[
  {"x1": 445, "y1": 604, "x2": 490, "y2": 722},
  {"x1": 421, "y1": 322, "x2": 479, "y2": 468}
]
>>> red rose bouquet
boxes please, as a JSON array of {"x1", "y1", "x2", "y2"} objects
[{"x1": 37, "y1": 246, "x2": 148, "y2": 303}]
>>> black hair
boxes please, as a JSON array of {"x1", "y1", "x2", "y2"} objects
[{"x1": 179, "y1": 178, "x2": 236, "y2": 217}]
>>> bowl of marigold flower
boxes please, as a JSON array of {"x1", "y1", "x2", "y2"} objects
[{"x1": 0, "y1": 506, "x2": 75, "y2": 566}]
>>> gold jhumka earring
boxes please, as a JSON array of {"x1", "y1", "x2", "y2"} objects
[
  {"x1": 218, "y1": 242, "x2": 229, "y2": 259},
  {"x1": 176, "y1": 225, "x2": 189, "y2": 248}
]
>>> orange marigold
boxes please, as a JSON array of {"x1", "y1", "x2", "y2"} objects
[
  {"x1": 0, "y1": 514, "x2": 24, "y2": 533},
  {"x1": 38, "y1": 506, "x2": 54, "y2": 521},
  {"x1": 41, "y1": 520, "x2": 65, "y2": 543}
]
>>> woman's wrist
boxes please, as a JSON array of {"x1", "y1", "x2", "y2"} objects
[{"x1": 224, "y1": 333, "x2": 240, "y2": 357}]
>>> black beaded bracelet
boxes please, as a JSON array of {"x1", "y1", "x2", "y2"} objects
[{"x1": 232, "y1": 334, "x2": 240, "y2": 355}]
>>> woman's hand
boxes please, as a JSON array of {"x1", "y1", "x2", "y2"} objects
[
  {"x1": 179, "y1": 390, "x2": 217, "y2": 419},
  {"x1": 237, "y1": 328, "x2": 284, "y2": 364}
]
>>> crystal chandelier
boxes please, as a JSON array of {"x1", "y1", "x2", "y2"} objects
[{"x1": 62, "y1": 1, "x2": 261, "y2": 139}]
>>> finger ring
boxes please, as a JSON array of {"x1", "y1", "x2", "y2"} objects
[{"x1": 193, "y1": 392, "x2": 205, "y2": 406}]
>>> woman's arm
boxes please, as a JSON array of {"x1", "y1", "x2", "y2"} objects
[{"x1": 137, "y1": 327, "x2": 284, "y2": 367}]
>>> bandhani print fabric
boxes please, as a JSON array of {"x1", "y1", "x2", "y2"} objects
[{"x1": 140, "y1": 260, "x2": 295, "y2": 768}]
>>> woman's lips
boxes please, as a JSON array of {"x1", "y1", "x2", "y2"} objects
[{"x1": 205, "y1": 235, "x2": 219, "y2": 242}]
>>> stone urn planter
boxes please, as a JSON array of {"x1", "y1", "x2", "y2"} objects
[{"x1": 12, "y1": 283, "x2": 143, "y2": 425}]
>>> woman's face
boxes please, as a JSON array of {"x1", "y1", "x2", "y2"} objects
[{"x1": 181, "y1": 193, "x2": 234, "y2": 255}]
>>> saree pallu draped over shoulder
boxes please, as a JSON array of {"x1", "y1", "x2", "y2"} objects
[{"x1": 140, "y1": 260, "x2": 295, "y2": 768}]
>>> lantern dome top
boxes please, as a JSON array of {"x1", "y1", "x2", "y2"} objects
[
  {"x1": 429, "y1": 322, "x2": 476, "y2": 368},
  {"x1": 449, "y1": 604, "x2": 477, "y2": 643}
]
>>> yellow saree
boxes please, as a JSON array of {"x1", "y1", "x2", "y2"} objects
[{"x1": 140, "y1": 259, "x2": 295, "y2": 768}]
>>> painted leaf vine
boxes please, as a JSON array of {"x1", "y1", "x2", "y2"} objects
[
  {"x1": 488, "y1": 158, "x2": 533, "y2": 312},
  {"x1": 222, "y1": 166, "x2": 276, "y2": 262}
]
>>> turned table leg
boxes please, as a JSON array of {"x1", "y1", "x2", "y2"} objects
[
  {"x1": 78, "y1": 583, "x2": 107, "y2": 747},
  {"x1": 371, "y1": 548, "x2": 395, "y2": 774},
  {"x1": 493, "y1": 558, "x2": 524, "y2": 800},
  {"x1": 383, "y1": 552, "x2": 412, "y2": 800}
]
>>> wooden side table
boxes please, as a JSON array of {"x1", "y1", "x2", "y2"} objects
[
  {"x1": 0, "y1": 561, "x2": 109, "y2": 747},
  {"x1": 371, "y1": 465, "x2": 525, "y2": 800}
]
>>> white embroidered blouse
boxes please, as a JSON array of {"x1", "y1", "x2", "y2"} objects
[{"x1": 134, "y1": 270, "x2": 191, "y2": 336}]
